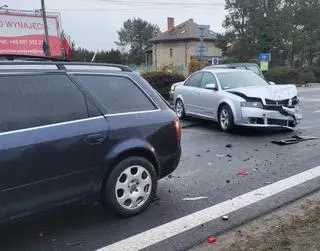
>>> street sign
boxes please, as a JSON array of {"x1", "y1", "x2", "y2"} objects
[
  {"x1": 260, "y1": 61, "x2": 269, "y2": 71},
  {"x1": 259, "y1": 52, "x2": 271, "y2": 62},
  {"x1": 195, "y1": 42, "x2": 208, "y2": 56},
  {"x1": 196, "y1": 25, "x2": 210, "y2": 37},
  {"x1": 212, "y1": 57, "x2": 219, "y2": 65}
]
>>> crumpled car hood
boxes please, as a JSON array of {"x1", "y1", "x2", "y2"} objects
[{"x1": 227, "y1": 84, "x2": 297, "y2": 100}]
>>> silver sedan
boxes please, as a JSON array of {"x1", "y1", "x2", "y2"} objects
[{"x1": 173, "y1": 69, "x2": 302, "y2": 132}]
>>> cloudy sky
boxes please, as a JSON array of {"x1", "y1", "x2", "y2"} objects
[{"x1": 5, "y1": 0, "x2": 227, "y2": 51}]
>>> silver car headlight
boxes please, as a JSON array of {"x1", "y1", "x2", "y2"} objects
[{"x1": 241, "y1": 101, "x2": 263, "y2": 109}]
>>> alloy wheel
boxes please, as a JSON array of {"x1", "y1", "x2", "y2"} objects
[
  {"x1": 220, "y1": 108, "x2": 230, "y2": 130},
  {"x1": 115, "y1": 165, "x2": 152, "y2": 210}
]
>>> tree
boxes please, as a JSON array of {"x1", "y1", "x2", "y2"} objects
[
  {"x1": 218, "y1": 0, "x2": 320, "y2": 67},
  {"x1": 116, "y1": 18, "x2": 160, "y2": 64}
]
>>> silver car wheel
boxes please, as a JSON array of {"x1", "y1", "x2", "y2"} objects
[
  {"x1": 115, "y1": 165, "x2": 152, "y2": 210},
  {"x1": 220, "y1": 108, "x2": 230, "y2": 130},
  {"x1": 175, "y1": 100, "x2": 184, "y2": 118}
]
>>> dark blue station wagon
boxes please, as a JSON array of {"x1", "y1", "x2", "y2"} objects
[{"x1": 0, "y1": 60, "x2": 181, "y2": 223}]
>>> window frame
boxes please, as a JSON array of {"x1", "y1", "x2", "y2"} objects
[
  {"x1": 0, "y1": 72, "x2": 97, "y2": 134},
  {"x1": 69, "y1": 73, "x2": 160, "y2": 115},
  {"x1": 184, "y1": 72, "x2": 203, "y2": 88},
  {"x1": 200, "y1": 72, "x2": 218, "y2": 89}
]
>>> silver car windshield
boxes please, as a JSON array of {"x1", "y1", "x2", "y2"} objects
[{"x1": 217, "y1": 71, "x2": 269, "y2": 90}]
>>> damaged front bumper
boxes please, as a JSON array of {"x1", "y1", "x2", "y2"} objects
[{"x1": 237, "y1": 105, "x2": 302, "y2": 129}]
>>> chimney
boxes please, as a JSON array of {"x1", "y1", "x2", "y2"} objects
[{"x1": 167, "y1": 17, "x2": 174, "y2": 31}]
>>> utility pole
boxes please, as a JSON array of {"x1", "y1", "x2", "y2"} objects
[{"x1": 41, "y1": 0, "x2": 51, "y2": 56}]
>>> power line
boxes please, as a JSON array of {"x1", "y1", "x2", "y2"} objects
[
  {"x1": 48, "y1": 7, "x2": 223, "y2": 11},
  {"x1": 84, "y1": 0, "x2": 225, "y2": 7},
  {"x1": 103, "y1": 1, "x2": 223, "y2": 6}
]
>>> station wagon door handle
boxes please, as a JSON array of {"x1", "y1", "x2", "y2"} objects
[{"x1": 83, "y1": 134, "x2": 106, "y2": 145}]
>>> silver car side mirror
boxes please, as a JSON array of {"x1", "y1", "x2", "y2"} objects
[
  {"x1": 269, "y1": 81, "x2": 276, "y2": 85},
  {"x1": 205, "y1": 83, "x2": 217, "y2": 90}
]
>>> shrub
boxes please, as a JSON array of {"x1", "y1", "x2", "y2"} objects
[
  {"x1": 142, "y1": 71, "x2": 185, "y2": 100},
  {"x1": 188, "y1": 59, "x2": 200, "y2": 74},
  {"x1": 297, "y1": 71, "x2": 317, "y2": 84},
  {"x1": 299, "y1": 67, "x2": 320, "y2": 82},
  {"x1": 188, "y1": 58, "x2": 209, "y2": 75},
  {"x1": 264, "y1": 67, "x2": 299, "y2": 84}
]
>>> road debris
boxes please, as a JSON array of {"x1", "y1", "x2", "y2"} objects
[
  {"x1": 197, "y1": 154, "x2": 201, "y2": 157},
  {"x1": 216, "y1": 154, "x2": 225, "y2": 157},
  {"x1": 271, "y1": 135, "x2": 320, "y2": 145},
  {"x1": 226, "y1": 180, "x2": 230, "y2": 183},
  {"x1": 236, "y1": 171, "x2": 249, "y2": 176},
  {"x1": 183, "y1": 196, "x2": 208, "y2": 201},
  {"x1": 207, "y1": 236, "x2": 218, "y2": 243},
  {"x1": 208, "y1": 162, "x2": 213, "y2": 166},
  {"x1": 243, "y1": 158, "x2": 250, "y2": 161},
  {"x1": 222, "y1": 215, "x2": 229, "y2": 221},
  {"x1": 226, "y1": 154, "x2": 232, "y2": 158},
  {"x1": 66, "y1": 241, "x2": 83, "y2": 246},
  {"x1": 225, "y1": 144, "x2": 232, "y2": 148}
]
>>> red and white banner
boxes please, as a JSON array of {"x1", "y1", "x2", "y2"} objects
[{"x1": 0, "y1": 11, "x2": 61, "y2": 56}]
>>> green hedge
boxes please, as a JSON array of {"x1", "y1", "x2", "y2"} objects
[
  {"x1": 265, "y1": 67, "x2": 320, "y2": 85},
  {"x1": 142, "y1": 71, "x2": 185, "y2": 100}
]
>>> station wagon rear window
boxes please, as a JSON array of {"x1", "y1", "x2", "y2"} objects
[{"x1": 75, "y1": 75, "x2": 157, "y2": 114}]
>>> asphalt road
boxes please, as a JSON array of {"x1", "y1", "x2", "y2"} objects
[{"x1": 1, "y1": 87, "x2": 320, "y2": 251}]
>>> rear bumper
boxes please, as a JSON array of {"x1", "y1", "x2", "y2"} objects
[
  {"x1": 158, "y1": 144, "x2": 181, "y2": 179},
  {"x1": 235, "y1": 105, "x2": 302, "y2": 128}
]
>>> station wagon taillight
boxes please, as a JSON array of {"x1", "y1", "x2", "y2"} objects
[{"x1": 174, "y1": 119, "x2": 181, "y2": 138}]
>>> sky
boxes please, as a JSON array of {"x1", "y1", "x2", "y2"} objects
[{"x1": 4, "y1": 0, "x2": 227, "y2": 51}]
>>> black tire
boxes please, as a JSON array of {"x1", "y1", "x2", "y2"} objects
[
  {"x1": 218, "y1": 104, "x2": 235, "y2": 132},
  {"x1": 175, "y1": 99, "x2": 187, "y2": 120},
  {"x1": 102, "y1": 156, "x2": 157, "y2": 217}
]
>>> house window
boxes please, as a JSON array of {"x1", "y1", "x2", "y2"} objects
[{"x1": 170, "y1": 48, "x2": 173, "y2": 57}]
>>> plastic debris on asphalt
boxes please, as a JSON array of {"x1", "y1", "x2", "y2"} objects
[
  {"x1": 222, "y1": 215, "x2": 229, "y2": 221},
  {"x1": 271, "y1": 135, "x2": 320, "y2": 145},
  {"x1": 183, "y1": 196, "x2": 208, "y2": 201},
  {"x1": 225, "y1": 144, "x2": 232, "y2": 148},
  {"x1": 66, "y1": 241, "x2": 83, "y2": 246},
  {"x1": 207, "y1": 236, "x2": 218, "y2": 243},
  {"x1": 236, "y1": 171, "x2": 249, "y2": 176}
]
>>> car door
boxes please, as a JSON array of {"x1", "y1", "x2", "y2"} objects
[
  {"x1": 196, "y1": 72, "x2": 221, "y2": 119},
  {"x1": 0, "y1": 73, "x2": 109, "y2": 219},
  {"x1": 180, "y1": 72, "x2": 203, "y2": 115}
]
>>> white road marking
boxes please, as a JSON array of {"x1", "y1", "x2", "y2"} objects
[
  {"x1": 97, "y1": 166, "x2": 320, "y2": 251},
  {"x1": 183, "y1": 196, "x2": 208, "y2": 201}
]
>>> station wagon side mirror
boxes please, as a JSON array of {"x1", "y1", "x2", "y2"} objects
[
  {"x1": 205, "y1": 83, "x2": 218, "y2": 90},
  {"x1": 269, "y1": 81, "x2": 276, "y2": 85}
]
